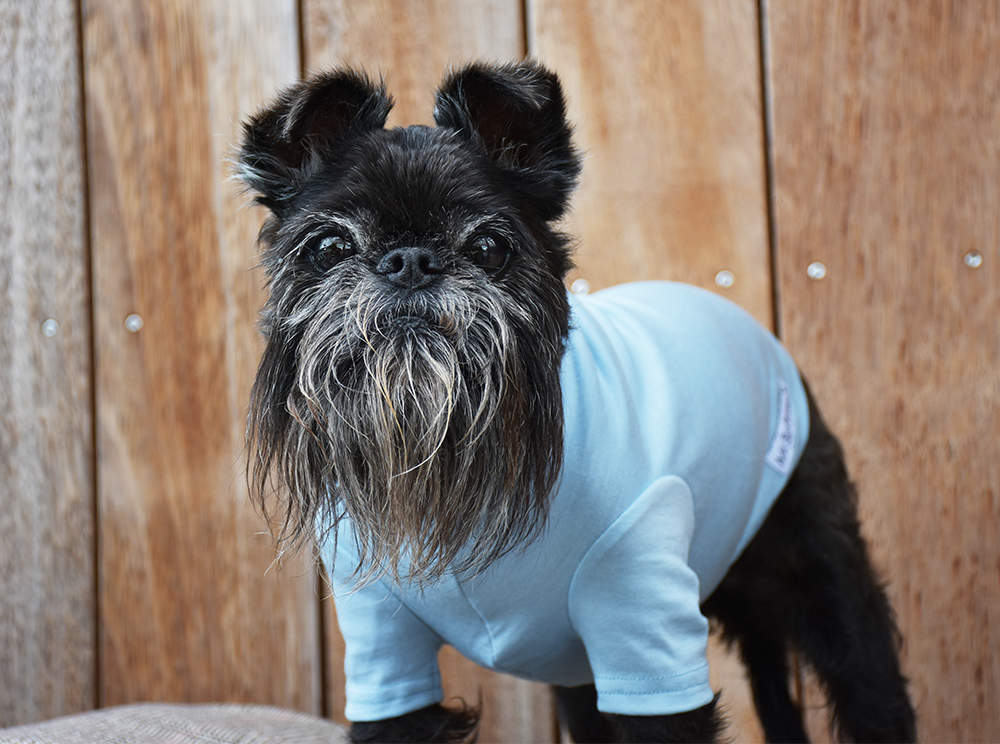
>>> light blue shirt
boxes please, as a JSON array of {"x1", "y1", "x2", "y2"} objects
[{"x1": 322, "y1": 281, "x2": 810, "y2": 722}]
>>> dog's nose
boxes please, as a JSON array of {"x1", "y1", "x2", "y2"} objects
[{"x1": 376, "y1": 246, "x2": 444, "y2": 289}]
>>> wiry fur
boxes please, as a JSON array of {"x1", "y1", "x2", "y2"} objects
[
  {"x1": 240, "y1": 62, "x2": 576, "y2": 583},
  {"x1": 237, "y1": 61, "x2": 916, "y2": 742},
  {"x1": 251, "y1": 239, "x2": 566, "y2": 582}
]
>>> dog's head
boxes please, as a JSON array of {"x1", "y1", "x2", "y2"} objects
[{"x1": 237, "y1": 61, "x2": 581, "y2": 583}]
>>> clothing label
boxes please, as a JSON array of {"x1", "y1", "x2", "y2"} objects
[{"x1": 765, "y1": 380, "x2": 795, "y2": 475}]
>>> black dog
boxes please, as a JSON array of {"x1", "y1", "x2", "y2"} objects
[{"x1": 237, "y1": 61, "x2": 916, "y2": 743}]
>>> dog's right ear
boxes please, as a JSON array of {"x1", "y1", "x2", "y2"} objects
[{"x1": 237, "y1": 69, "x2": 393, "y2": 215}]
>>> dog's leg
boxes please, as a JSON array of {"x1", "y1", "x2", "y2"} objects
[
  {"x1": 773, "y1": 395, "x2": 916, "y2": 743},
  {"x1": 704, "y1": 384, "x2": 916, "y2": 743},
  {"x1": 554, "y1": 684, "x2": 723, "y2": 744},
  {"x1": 739, "y1": 638, "x2": 810, "y2": 743},
  {"x1": 553, "y1": 684, "x2": 617, "y2": 743},
  {"x1": 605, "y1": 696, "x2": 724, "y2": 744},
  {"x1": 348, "y1": 703, "x2": 478, "y2": 743}
]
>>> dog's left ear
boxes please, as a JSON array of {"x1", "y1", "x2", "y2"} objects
[{"x1": 434, "y1": 60, "x2": 581, "y2": 222}]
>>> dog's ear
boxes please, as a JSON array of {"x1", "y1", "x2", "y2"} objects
[
  {"x1": 237, "y1": 69, "x2": 393, "y2": 215},
  {"x1": 434, "y1": 60, "x2": 581, "y2": 221}
]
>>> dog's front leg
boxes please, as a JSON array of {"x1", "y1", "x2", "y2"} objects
[
  {"x1": 606, "y1": 696, "x2": 723, "y2": 744},
  {"x1": 348, "y1": 703, "x2": 479, "y2": 743}
]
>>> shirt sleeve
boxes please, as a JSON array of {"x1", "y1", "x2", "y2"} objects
[
  {"x1": 331, "y1": 540, "x2": 445, "y2": 722},
  {"x1": 567, "y1": 475, "x2": 715, "y2": 716}
]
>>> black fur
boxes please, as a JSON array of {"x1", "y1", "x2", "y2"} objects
[
  {"x1": 349, "y1": 703, "x2": 479, "y2": 744},
  {"x1": 239, "y1": 69, "x2": 394, "y2": 216},
  {"x1": 433, "y1": 61, "x2": 581, "y2": 223},
  {"x1": 238, "y1": 61, "x2": 916, "y2": 743},
  {"x1": 607, "y1": 697, "x2": 724, "y2": 744}
]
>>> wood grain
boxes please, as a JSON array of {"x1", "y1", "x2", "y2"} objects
[
  {"x1": 531, "y1": 2, "x2": 771, "y2": 740},
  {"x1": 530, "y1": 0, "x2": 774, "y2": 328},
  {"x1": 302, "y1": 3, "x2": 560, "y2": 740},
  {"x1": 303, "y1": 0, "x2": 525, "y2": 126},
  {"x1": 766, "y1": 2, "x2": 1000, "y2": 742},
  {"x1": 319, "y1": 583, "x2": 348, "y2": 726},
  {"x1": 0, "y1": 0, "x2": 95, "y2": 727},
  {"x1": 83, "y1": 0, "x2": 320, "y2": 710}
]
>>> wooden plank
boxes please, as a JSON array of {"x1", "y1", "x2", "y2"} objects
[
  {"x1": 531, "y1": 1, "x2": 770, "y2": 741},
  {"x1": 530, "y1": 0, "x2": 773, "y2": 328},
  {"x1": 303, "y1": 0, "x2": 524, "y2": 125},
  {"x1": 0, "y1": 0, "x2": 95, "y2": 726},
  {"x1": 766, "y1": 2, "x2": 1000, "y2": 742},
  {"x1": 301, "y1": 2, "x2": 559, "y2": 739},
  {"x1": 83, "y1": 0, "x2": 320, "y2": 710}
]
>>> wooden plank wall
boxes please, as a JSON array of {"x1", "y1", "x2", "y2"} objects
[
  {"x1": 767, "y1": 4, "x2": 1000, "y2": 742},
  {"x1": 83, "y1": 0, "x2": 318, "y2": 711},
  {"x1": 2, "y1": 2, "x2": 998, "y2": 742},
  {"x1": 0, "y1": 0, "x2": 95, "y2": 725}
]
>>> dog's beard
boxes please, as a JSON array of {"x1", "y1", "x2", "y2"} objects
[{"x1": 250, "y1": 264, "x2": 566, "y2": 584}]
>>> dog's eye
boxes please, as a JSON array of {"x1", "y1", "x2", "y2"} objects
[
  {"x1": 310, "y1": 234, "x2": 355, "y2": 271},
  {"x1": 468, "y1": 235, "x2": 509, "y2": 275}
]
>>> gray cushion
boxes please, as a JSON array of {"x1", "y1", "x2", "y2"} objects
[{"x1": 0, "y1": 703, "x2": 348, "y2": 743}]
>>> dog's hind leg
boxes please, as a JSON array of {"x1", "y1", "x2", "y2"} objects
[
  {"x1": 707, "y1": 384, "x2": 916, "y2": 743},
  {"x1": 739, "y1": 638, "x2": 811, "y2": 743},
  {"x1": 770, "y1": 394, "x2": 916, "y2": 743},
  {"x1": 702, "y1": 573, "x2": 810, "y2": 742}
]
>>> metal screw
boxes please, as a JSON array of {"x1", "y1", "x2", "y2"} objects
[
  {"x1": 570, "y1": 278, "x2": 591, "y2": 295},
  {"x1": 715, "y1": 270, "x2": 734, "y2": 288},
  {"x1": 41, "y1": 319, "x2": 59, "y2": 337},
  {"x1": 964, "y1": 251, "x2": 983, "y2": 268},
  {"x1": 807, "y1": 262, "x2": 827, "y2": 280},
  {"x1": 125, "y1": 314, "x2": 144, "y2": 332}
]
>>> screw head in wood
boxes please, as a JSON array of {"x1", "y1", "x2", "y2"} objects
[
  {"x1": 807, "y1": 262, "x2": 827, "y2": 280},
  {"x1": 964, "y1": 251, "x2": 983, "y2": 268},
  {"x1": 41, "y1": 319, "x2": 59, "y2": 337},
  {"x1": 125, "y1": 314, "x2": 144, "y2": 332}
]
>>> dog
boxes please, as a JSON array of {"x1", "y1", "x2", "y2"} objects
[{"x1": 237, "y1": 60, "x2": 917, "y2": 743}]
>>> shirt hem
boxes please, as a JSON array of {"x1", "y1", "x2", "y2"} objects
[
  {"x1": 344, "y1": 676, "x2": 443, "y2": 722},
  {"x1": 596, "y1": 682, "x2": 716, "y2": 716}
]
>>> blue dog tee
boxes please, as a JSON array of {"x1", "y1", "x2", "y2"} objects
[{"x1": 321, "y1": 281, "x2": 810, "y2": 722}]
